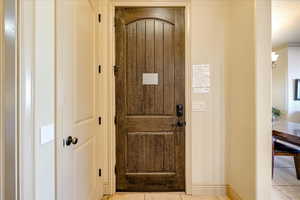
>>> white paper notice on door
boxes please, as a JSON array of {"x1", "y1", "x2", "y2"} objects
[{"x1": 143, "y1": 73, "x2": 159, "y2": 85}]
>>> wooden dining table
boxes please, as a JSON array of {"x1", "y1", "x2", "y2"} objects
[
  {"x1": 273, "y1": 120, "x2": 300, "y2": 147},
  {"x1": 272, "y1": 120, "x2": 300, "y2": 180}
]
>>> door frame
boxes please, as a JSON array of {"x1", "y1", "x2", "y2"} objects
[
  {"x1": 1, "y1": 0, "x2": 19, "y2": 199},
  {"x1": 0, "y1": 1, "x2": 4, "y2": 199},
  {"x1": 19, "y1": 0, "x2": 36, "y2": 199},
  {"x1": 106, "y1": 1, "x2": 192, "y2": 194}
]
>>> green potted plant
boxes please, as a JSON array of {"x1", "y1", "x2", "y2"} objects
[{"x1": 272, "y1": 107, "x2": 281, "y2": 121}]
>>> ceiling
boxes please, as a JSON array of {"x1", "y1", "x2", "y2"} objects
[{"x1": 272, "y1": 0, "x2": 300, "y2": 48}]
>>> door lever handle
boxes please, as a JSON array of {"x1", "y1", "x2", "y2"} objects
[
  {"x1": 176, "y1": 120, "x2": 186, "y2": 127},
  {"x1": 65, "y1": 136, "x2": 79, "y2": 146},
  {"x1": 172, "y1": 120, "x2": 186, "y2": 127}
]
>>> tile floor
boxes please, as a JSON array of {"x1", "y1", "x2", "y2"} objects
[
  {"x1": 102, "y1": 193, "x2": 229, "y2": 200},
  {"x1": 273, "y1": 156, "x2": 300, "y2": 200},
  {"x1": 102, "y1": 156, "x2": 300, "y2": 200}
]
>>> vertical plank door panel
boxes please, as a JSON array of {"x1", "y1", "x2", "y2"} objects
[{"x1": 115, "y1": 7, "x2": 185, "y2": 192}]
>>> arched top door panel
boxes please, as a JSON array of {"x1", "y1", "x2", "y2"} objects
[
  {"x1": 116, "y1": 7, "x2": 178, "y2": 25},
  {"x1": 115, "y1": 7, "x2": 186, "y2": 192}
]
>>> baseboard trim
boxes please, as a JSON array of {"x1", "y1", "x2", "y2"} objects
[
  {"x1": 104, "y1": 182, "x2": 113, "y2": 195},
  {"x1": 226, "y1": 185, "x2": 242, "y2": 200},
  {"x1": 191, "y1": 185, "x2": 227, "y2": 196}
]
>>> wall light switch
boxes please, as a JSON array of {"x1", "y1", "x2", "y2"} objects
[
  {"x1": 40, "y1": 124, "x2": 55, "y2": 144},
  {"x1": 192, "y1": 102, "x2": 207, "y2": 112}
]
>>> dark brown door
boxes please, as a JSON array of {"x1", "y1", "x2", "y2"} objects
[{"x1": 115, "y1": 7, "x2": 185, "y2": 192}]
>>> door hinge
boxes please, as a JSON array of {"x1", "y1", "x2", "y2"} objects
[
  {"x1": 98, "y1": 65, "x2": 101, "y2": 73},
  {"x1": 113, "y1": 65, "x2": 120, "y2": 76},
  {"x1": 99, "y1": 168, "x2": 102, "y2": 177},
  {"x1": 98, "y1": 117, "x2": 102, "y2": 125},
  {"x1": 98, "y1": 13, "x2": 101, "y2": 23},
  {"x1": 114, "y1": 116, "x2": 117, "y2": 125}
]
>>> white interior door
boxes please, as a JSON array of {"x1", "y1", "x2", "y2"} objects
[{"x1": 56, "y1": 0, "x2": 102, "y2": 200}]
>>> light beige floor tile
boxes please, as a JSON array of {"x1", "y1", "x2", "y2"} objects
[
  {"x1": 273, "y1": 167, "x2": 300, "y2": 186},
  {"x1": 276, "y1": 186, "x2": 300, "y2": 200},
  {"x1": 145, "y1": 193, "x2": 181, "y2": 200},
  {"x1": 274, "y1": 157, "x2": 295, "y2": 168},
  {"x1": 273, "y1": 156, "x2": 300, "y2": 200},
  {"x1": 272, "y1": 187, "x2": 291, "y2": 200},
  {"x1": 216, "y1": 196, "x2": 230, "y2": 200},
  {"x1": 104, "y1": 193, "x2": 145, "y2": 200},
  {"x1": 181, "y1": 195, "x2": 221, "y2": 200},
  {"x1": 103, "y1": 194, "x2": 229, "y2": 200}
]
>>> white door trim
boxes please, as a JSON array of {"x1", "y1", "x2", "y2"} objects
[
  {"x1": 0, "y1": 1, "x2": 4, "y2": 199},
  {"x1": 1, "y1": 0, "x2": 18, "y2": 199},
  {"x1": 105, "y1": 1, "x2": 192, "y2": 194},
  {"x1": 19, "y1": 0, "x2": 36, "y2": 199}
]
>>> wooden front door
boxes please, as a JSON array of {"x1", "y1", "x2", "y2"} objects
[{"x1": 115, "y1": 7, "x2": 185, "y2": 192}]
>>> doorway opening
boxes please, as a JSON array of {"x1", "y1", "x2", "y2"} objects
[{"x1": 272, "y1": 0, "x2": 300, "y2": 199}]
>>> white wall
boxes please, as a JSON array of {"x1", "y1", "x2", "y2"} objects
[
  {"x1": 20, "y1": 0, "x2": 35, "y2": 199},
  {"x1": 97, "y1": 0, "x2": 229, "y2": 195},
  {"x1": 0, "y1": 0, "x2": 3, "y2": 199},
  {"x1": 272, "y1": 47, "x2": 288, "y2": 118},
  {"x1": 18, "y1": 0, "x2": 271, "y2": 199},
  {"x1": 225, "y1": 0, "x2": 256, "y2": 199},
  {"x1": 16, "y1": 0, "x2": 271, "y2": 199},
  {"x1": 272, "y1": 46, "x2": 300, "y2": 122},
  {"x1": 98, "y1": 1, "x2": 272, "y2": 199},
  {"x1": 34, "y1": 1, "x2": 55, "y2": 200},
  {"x1": 255, "y1": 0, "x2": 272, "y2": 199},
  {"x1": 190, "y1": 0, "x2": 227, "y2": 190},
  {"x1": 287, "y1": 46, "x2": 300, "y2": 122},
  {"x1": 226, "y1": 1, "x2": 272, "y2": 199}
]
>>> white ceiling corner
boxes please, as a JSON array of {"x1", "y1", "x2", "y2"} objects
[{"x1": 272, "y1": 0, "x2": 300, "y2": 48}]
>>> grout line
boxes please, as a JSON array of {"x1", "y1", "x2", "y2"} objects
[
  {"x1": 102, "y1": 193, "x2": 235, "y2": 200},
  {"x1": 275, "y1": 185, "x2": 300, "y2": 187},
  {"x1": 275, "y1": 167, "x2": 296, "y2": 169},
  {"x1": 273, "y1": 183, "x2": 300, "y2": 187},
  {"x1": 274, "y1": 187, "x2": 293, "y2": 200}
]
